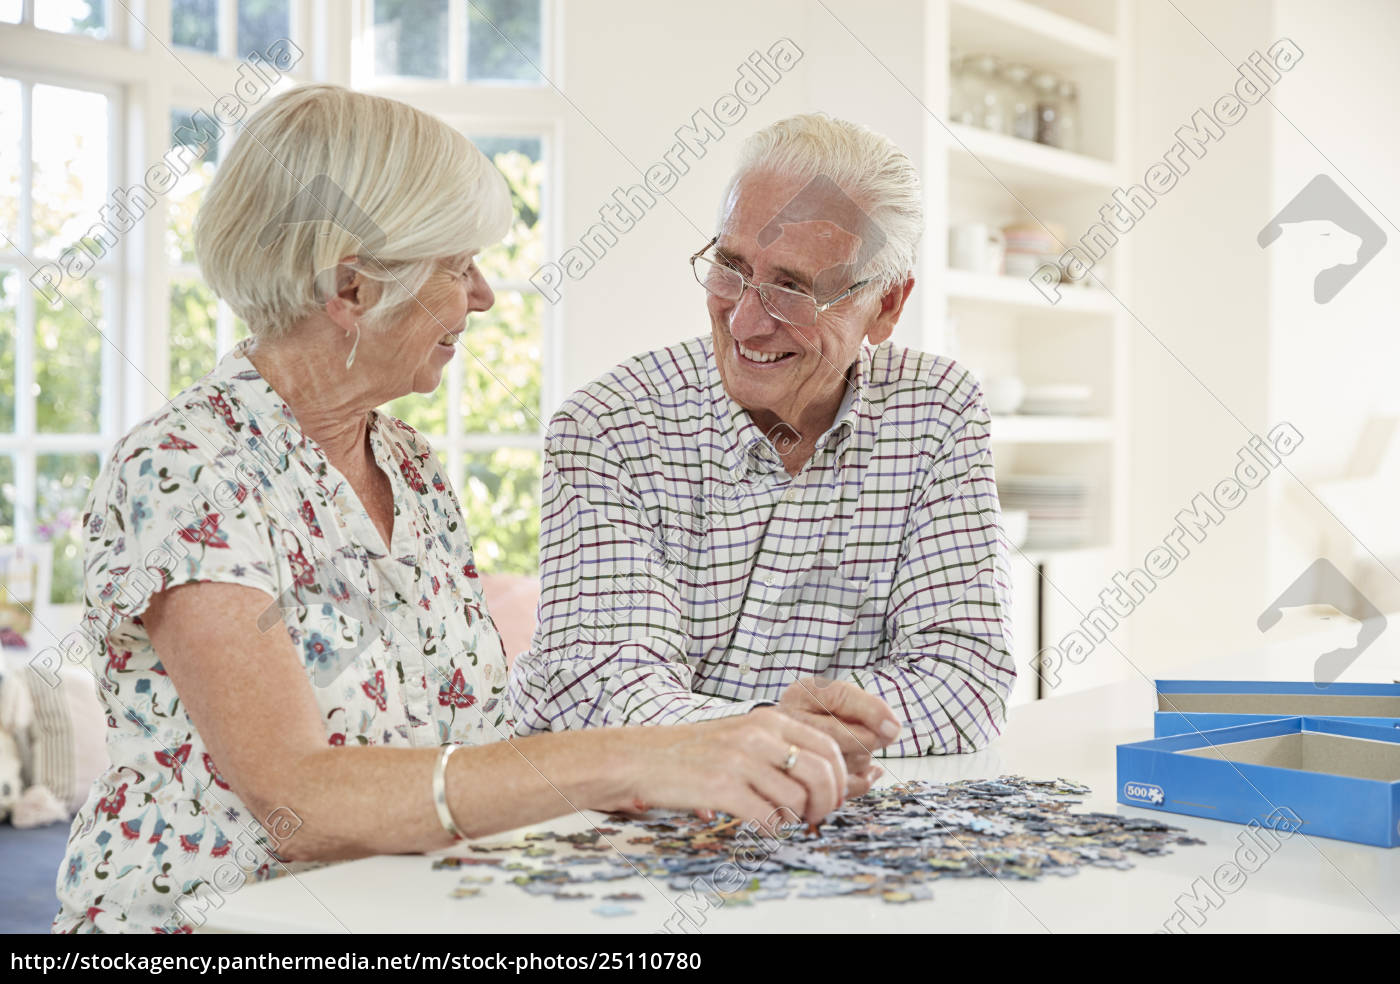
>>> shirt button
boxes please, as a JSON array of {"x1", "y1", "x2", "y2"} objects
[
  {"x1": 782, "y1": 487, "x2": 801, "y2": 504},
  {"x1": 744, "y1": 663, "x2": 757, "y2": 674},
  {"x1": 761, "y1": 575, "x2": 776, "y2": 587}
]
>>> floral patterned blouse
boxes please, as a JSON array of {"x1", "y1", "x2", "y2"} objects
[{"x1": 53, "y1": 340, "x2": 511, "y2": 934}]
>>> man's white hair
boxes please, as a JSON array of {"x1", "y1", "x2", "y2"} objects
[
  {"x1": 195, "y1": 83, "x2": 512, "y2": 340},
  {"x1": 720, "y1": 112, "x2": 923, "y2": 292}
]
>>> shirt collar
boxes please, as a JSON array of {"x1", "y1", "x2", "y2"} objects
[{"x1": 712, "y1": 339, "x2": 870, "y2": 480}]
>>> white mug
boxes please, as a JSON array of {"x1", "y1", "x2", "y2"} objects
[{"x1": 949, "y1": 223, "x2": 1006, "y2": 275}]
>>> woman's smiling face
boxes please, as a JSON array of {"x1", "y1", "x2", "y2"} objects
[{"x1": 367, "y1": 253, "x2": 496, "y2": 399}]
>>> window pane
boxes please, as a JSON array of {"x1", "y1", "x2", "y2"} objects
[
  {"x1": 0, "y1": 79, "x2": 19, "y2": 241},
  {"x1": 0, "y1": 269, "x2": 15, "y2": 432},
  {"x1": 472, "y1": 136, "x2": 543, "y2": 283},
  {"x1": 387, "y1": 384, "x2": 447, "y2": 437},
  {"x1": 0, "y1": 1, "x2": 19, "y2": 24},
  {"x1": 0, "y1": 453, "x2": 13, "y2": 544},
  {"x1": 459, "y1": 448, "x2": 540, "y2": 574},
  {"x1": 170, "y1": 107, "x2": 221, "y2": 166},
  {"x1": 237, "y1": 0, "x2": 289, "y2": 57},
  {"x1": 466, "y1": 0, "x2": 543, "y2": 84},
  {"x1": 37, "y1": 452, "x2": 99, "y2": 605},
  {"x1": 35, "y1": 275, "x2": 103, "y2": 434},
  {"x1": 374, "y1": 0, "x2": 448, "y2": 79},
  {"x1": 31, "y1": 84, "x2": 110, "y2": 260},
  {"x1": 170, "y1": 279, "x2": 218, "y2": 394},
  {"x1": 172, "y1": 0, "x2": 219, "y2": 53},
  {"x1": 460, "y1": 290, "x2": 540, "y2": 434},
  {"x1": 35, "y1": 0, "x2": 108, "y2": 38},
  {"x1": 168, "y1": 108, "x2": 220, "y2": 265}
]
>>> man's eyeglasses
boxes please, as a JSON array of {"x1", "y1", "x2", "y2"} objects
[{"x1": 689, "y1": 237, "x2": 875, "y2": 329}]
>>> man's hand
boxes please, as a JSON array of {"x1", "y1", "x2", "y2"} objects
[{"x1": 776, "y1": 675, "x2": 901, "y2": 776}]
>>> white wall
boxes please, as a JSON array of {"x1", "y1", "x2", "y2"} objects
[
  {"x1": 1265, "y1": 0, "x2": 1400, "y2": 612},
  {"x1": 1122, "y1": 0, "x2": 1400, "y2": 674},
  {"x1": 549, "y1": 0, "x2": 1398, "y2": 683},
  {"x1": 1121, "y1": 0, "x2": 1277, "y2": 675},
  {"x1": 555, "y1": 0, "x2": 811, "y2": 394},
  {"x1": 554, "y1": 0, "x2": 933, "y2": 398}
]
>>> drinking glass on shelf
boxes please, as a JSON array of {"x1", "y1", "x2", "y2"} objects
[
  {"x1": 1001, "y1": 63, "x2": 1037, "y2": 142},
  {"x1": 1033, "y1": 71, "x2": 1062, "y2": 148},
  {"x1": 949, "y1": 54, "x2": 979, "y2": 126},
  {"x1": 1056, "y1": 79, "x2": 1080, "y2": 153},
  {"x1": 967, "y1": 54, "x2": 1007, "y2": 134}
]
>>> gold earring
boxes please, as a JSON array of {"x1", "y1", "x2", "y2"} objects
[{"x1": 345, "y1": 321, "x2": 360, "y2": 370}]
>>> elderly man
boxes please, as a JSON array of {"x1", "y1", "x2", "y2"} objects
[{"x1": 509, "y1": 114, "x2": 1015, "y2": 764}]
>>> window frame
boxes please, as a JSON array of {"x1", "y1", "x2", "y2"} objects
[
  {"x1": 355, "y1": 0, "x2": 564, "y2": 574},
  {"x1": 0, "y1": 66, "x2": 124, "y2": 545},
  {"x1": 0, "y1": 1, "x2": 320, "y2": 619},
  {"x1": 0, "y1": 0, "x2": 563, "y2": 613},
  {"x1": 355, "y1": 0, "x2": 553, "y2": 90}
]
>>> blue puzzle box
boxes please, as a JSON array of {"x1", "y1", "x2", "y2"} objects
[
  {"x1": 1117, "y1": 715, "x2": 1400, "y2": 847},
  {"x1": 1153, "y1": 679, "x2": 1400, "y2": 738}
]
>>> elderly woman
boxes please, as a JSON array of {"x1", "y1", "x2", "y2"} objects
[{"x1": 53, "y1": 84, "x2": 863, "y2": 934}]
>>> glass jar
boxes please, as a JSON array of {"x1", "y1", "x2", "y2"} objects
[
  {"x1": 1001, "y1": 63, "x2": 1037, "y2": 142},
  {"x1": 967, "y1": 54, "x2": 1007, "y2": 134},
  {"x1": 949, "y1": 55, "x2": 978, "y2": 126},
  {"x1": 1056, "y1": 79, "x2": 1080, "y2": 153},
  {"x1": 1033, "y1": 72, "x2": 1061, "y2": 148}
]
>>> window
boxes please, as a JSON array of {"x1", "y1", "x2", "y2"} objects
[
  {"x1": 363, "y1": 0, "x2": 559, "y2": 576},
  {"x1": 172, "y1": 0, "x2": 290, "y2": 58},
  {"x1": 371, "y1": 0, "x2": 543, "y2": 84},
  {"x1": 167, "y1": 107, "x2": 246, "y2": 393},
  {"x1": 0, "y1": 1, "x2": 557, "y2": 622},
  {"x1": 0, "y1": 1, "x2": 306, "y2": 619},
  {"x1": 0, "y1": 75, "x2": 119, "y2": 605},
  {"x1": 34, "y1": 0, "x2": 109, "y2": 39},
  {"x1": 388, "y1": 135, "x2": 548, "y2": 574}
]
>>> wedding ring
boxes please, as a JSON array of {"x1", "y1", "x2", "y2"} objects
[{"x1": 781, "y1": 744, "x2": 799, "y2": 773}]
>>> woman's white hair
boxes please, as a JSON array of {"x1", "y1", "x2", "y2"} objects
[
  {"x1": 195, "y1": 83, "x2": 512, "y2": 340},
  {"x1": 720, "y1": 113, "x2": 923, "y2": 292}
]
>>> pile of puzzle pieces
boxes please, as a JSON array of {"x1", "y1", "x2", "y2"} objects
[{"x1": 430, "y1": 775, "x2": 1204, "y2": 917}]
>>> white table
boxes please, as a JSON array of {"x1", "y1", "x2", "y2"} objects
[{"x1": 204, "y1": 619, "x2": 1400, "y2": 933}]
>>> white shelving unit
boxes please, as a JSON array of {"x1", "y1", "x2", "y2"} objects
[
  {"x1": 808, "y1": 0, "x2": 1133, "y2": 703},
  {"x1": 922, "y1": 0, "x2": 1134, "y2": 704},
  {"x1": 990, "y1": 415, "x2": 1114, "y2": 443},
  {"x1": 946, "y1": 122, "x2": 1123, "y2": 195},
  {"x1": 944, "y1": 268, "x2": 1116, "y2": 314}
]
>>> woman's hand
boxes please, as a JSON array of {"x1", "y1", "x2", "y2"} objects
[{"x1": 609, "y1": 708, "x2": 853, "y2": 835}]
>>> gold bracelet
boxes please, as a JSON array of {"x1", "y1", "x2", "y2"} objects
[{"x1": 433, "y1": 743, "x2": 465, "y2": 841}]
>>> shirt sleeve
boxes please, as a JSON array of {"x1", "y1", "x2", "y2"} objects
[
  {"x1": 83, "y1": 430, "x2": 282, "y2": 626},
  {"x1": 508, "y1": 410, "x2": 762, "y2": 733},
  {"x1": 849, "y1": 390, "x2": 1016, "y2": 757}
]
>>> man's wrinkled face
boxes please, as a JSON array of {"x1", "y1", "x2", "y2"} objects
[{"x1": 708, "y1": 171, "x2": 884, "y2": 426}]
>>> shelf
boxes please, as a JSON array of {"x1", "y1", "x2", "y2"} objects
[
  {"x1": 1017, "y1": 543, "x2": 1111, "y2": 564},
  {"x1": 990, "y1": 415, "x2": 1113, "y2": 443},
  {"x1": 945, "y1": 122, "x2": 1122, "y2": 196},
  {"x1": 945, "y1": 268, "x2": 1117, "y2": 314},
  {"x1": 950, "y1": 0, "x2": 1120, "y2": 69}
]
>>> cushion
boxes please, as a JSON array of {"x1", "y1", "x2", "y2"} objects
[
  {"x1": 24, "y1": 665, "x2": 107, "y2": 814},
  {"x1": 478, "y1": 574, "x2": 540, "y2": 670}
]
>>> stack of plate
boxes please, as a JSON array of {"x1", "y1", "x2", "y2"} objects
[
  {"x1": 997, "y1": 474, "x2": 1092, "y2": 550},
  {"x1": 1017, "y1": 383, "x2": 1093, "y2": 416},
  {"x1": 1001, "y1": 222, "x2": 1064, "y2": 280}
]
